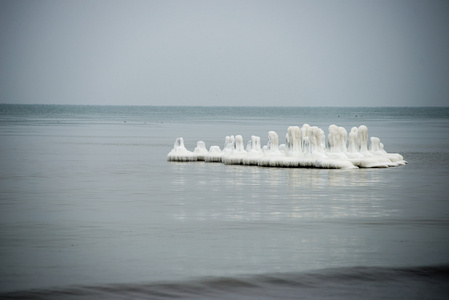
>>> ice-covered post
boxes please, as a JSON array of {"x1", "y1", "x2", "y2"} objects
[
  {"x1": 358, "y1": 125, "x2": 368, "y2": 153},
  {"x1": 267, "y1": 131, "x2": 279, "y2": 152},
  {"x1": 348, "y1": 127, "x2": 359, "y2": 152},
  {"x1": 287, "y1": 126, "x2": 302, "y2": 155}
]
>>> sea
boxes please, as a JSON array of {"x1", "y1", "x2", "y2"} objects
[{"x1": 0, "y1": 105, "x2": 449, "y2": 299}]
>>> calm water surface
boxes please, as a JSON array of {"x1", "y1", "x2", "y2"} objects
[{"x1": 1, "y1": 105, "x2": 449, "y2": 299}]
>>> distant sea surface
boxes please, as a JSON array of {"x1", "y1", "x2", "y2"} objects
[{"x1": 1, "y1": 105, "x2": 449, "y2": 299}]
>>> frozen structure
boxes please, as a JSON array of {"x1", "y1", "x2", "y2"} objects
[
  {"x1": 166, "y1": 137, "x2": 196, "y2": 162},
  {"x1": 167, "y1": 124, "x2": 407, "y2": 169}
]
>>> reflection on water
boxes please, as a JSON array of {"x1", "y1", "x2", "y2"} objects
[
  {"x1": 286, "y1": 168, "x2": 383, "y2": 189},
  {"x1": 168, "y1": 163, "x2": 398, "y2": 222}
]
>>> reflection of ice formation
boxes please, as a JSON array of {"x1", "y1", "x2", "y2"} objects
[{"x1": 167, "y1": 124, "x2": 407, "y2": 169}]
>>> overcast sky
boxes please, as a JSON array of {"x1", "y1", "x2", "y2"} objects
[{"x1": 1, "y1": 0, "x2": 448, "y2": 106}]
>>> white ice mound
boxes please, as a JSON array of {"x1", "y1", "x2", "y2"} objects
[
  {"x1": 167, "y1": 124, "x2": 407, "y2": 169},
  {"x1": 204, "y1": 145, "x2": 223, "y2": 162},
  {"x1": 167, "y1": 137, "x2": 197, "y2": 162},
  {"x1": 242, "y1": 135, "x2": 264, "y2": 165},
  {"x1": 193, "y1": 141, "x2": 208, "y2": 161},
  {"x1": 222, "y1": 135, "x2": 247, "y2": 165}
]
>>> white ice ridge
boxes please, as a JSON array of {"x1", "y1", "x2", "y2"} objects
[{"x1": 167, "y1": 124, "x2": 407, "y2": 169}]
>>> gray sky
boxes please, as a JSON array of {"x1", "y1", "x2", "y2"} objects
[{"x1": 1, "y1": 0, "x2": 448, "y2": 106}]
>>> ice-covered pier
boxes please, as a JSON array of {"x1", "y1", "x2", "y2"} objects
[{"x1": 167, "y1": 124, "x2": 407, "y2": 169}]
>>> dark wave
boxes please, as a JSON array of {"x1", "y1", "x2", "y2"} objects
[{"x1": 2, "y1": 265, "x2": 449, "y2": 300}]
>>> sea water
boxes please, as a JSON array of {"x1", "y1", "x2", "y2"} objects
[{"x1": 0, "y1": 105, "x2": 449, "y2": 299}]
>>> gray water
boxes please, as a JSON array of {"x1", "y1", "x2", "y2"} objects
[{"x1": 1, "y1": 105, "x2": 449, "y2": 299}]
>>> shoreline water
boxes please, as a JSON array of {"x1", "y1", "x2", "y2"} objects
[{"x1": 2, "y1": 265, "x2": 449, "y2": 299}]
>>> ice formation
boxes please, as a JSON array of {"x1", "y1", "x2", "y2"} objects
[{"x1": 167, "y1": 124, "x2": 407, "y2": 169}]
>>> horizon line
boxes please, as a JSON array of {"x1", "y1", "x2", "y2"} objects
[{"x1": 1, "y1": 103, "x2": 448, "y2": 108}]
